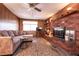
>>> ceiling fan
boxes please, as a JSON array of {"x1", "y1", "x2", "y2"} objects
[{"x1": 28, "y1": 3, "x2": 42, "y2": 12}]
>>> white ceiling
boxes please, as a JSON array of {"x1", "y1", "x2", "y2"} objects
[{"x1": 3, "y1": 3, "x2": 69, "y2": 20}]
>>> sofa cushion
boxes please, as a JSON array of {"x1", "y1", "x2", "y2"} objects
[
  {"x1": 8, "y1": 31, "x2": 15, "y2": 37},
  {"x1": 13, "y1": 37, "x2": 20, "y2": 44},
  {"x1": 19, "y1": 32, "x2": 23, "y2": 35},
  {"x1": 13, "y1": 31, "x2": 19, "y2": 36},
  {"x1": 1, "y1": 31, "x2": 9, "y2": 36},
  {"x1": 12, "y1": 36, "x2": 23, "y2": 44},
  {"x1": 23, "y1": 31, "x2": 27, "y2": 35}
]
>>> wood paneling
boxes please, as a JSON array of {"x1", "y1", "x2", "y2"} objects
[
  {"x1": 19, "y1": 19, "x2": 45, "y2": 36},
  {"x1": 42, "y1": 3, "x2": 79, "y2": 55},
  {"x1": 38, "y1": 20, "x2": 45, "y2": 29},
  {"x1": 0, "y1": 3, "x2": 19, "y2": 30},
  {"x1": 0, "y1": 3, "x2": 45, "y2": 35},
  {"x1": 50, "y1": 3, "x2": 79, "y2": 21},
  {"x1": 19, "y1": 19, "x2": 23, "y2": 33},
  {"x1": 52, "y1": 12, "x2": 79, "y2": 52}
]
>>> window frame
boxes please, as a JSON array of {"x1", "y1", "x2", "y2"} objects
[{"x1": 23, "y1": 21, "x2": 38, "y2": 31}]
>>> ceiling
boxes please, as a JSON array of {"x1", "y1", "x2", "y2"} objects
[{"x1": 3, "y1": 3, "x2": 69, "y2": 20}]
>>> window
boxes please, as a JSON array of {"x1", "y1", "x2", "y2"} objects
[
  {"x1": 23, "y1": 21, "x2": 38, "y2": 31},
  {"x1": 0, "y1": 20, "x2": 18, "y2": 30}
]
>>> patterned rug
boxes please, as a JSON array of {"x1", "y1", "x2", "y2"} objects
[{"x1": 13, "y1": 37, "x2": 69, "y2": 56}]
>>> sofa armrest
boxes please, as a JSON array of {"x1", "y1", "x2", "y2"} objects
[{"x1": 0, "y1": 36, "x2": 13, "y2": 55}]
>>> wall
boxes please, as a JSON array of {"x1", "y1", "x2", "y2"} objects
[
  {"x1": 49, "y1": 4, "x2": 79, "y2": 39},
  {"x1": 0, "y1": 3, "x2": 45, "y2": 36},
  {"x1": 50, "y1": 3, "x2": 79, "y2": 39},
  {"x1": 19, "y1": 19, "x2": 45, "y2": 36},
  {"x1": 0, "y1": 4, "x2": 19, "y2": 31},
  {"x1": 52, "y1": 12, "x2": 79, "y2": 34},
  {"x1": 38, "y1": 20, "x2": 45, "y2": 29},
  {"x1": 46, "y1": 4, "x2": 79, "y2": 52},
  {"x1": 50, "y1": 3, "x2": 79, "y2": 21},
  {"x1": 52, "y1": 12, "x2": 79, "y2": 49}
]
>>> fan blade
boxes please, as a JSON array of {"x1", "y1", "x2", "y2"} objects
[
  {"x1": 28, "y1": 3, "x2": 41, "y2": 12},
  {"x1": 29, "y1": 3, "x2": 39, "y2": 7},
  {"x1": 34, "y1": 7, "x2": 41, "y2": 12},
  {"x1": 29, "y1": 4, "x2": 33, "y2": 7}
]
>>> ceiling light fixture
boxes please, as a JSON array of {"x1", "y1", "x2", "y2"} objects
[{"x1": 67, "y1": 7, "x2": 72, "y2": 10}]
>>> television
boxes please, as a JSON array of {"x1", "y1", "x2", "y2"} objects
[{"x1": 53, "y1": 26, "x2": 65, "y2": 39}]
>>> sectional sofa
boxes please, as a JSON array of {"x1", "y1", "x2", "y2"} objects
[{"x1": 0, "y1": 30, "x2": 32, "y2": 55}]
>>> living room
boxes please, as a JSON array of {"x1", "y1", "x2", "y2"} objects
[{"x1": 0, "y1": 2, "x2": 79, "y2": 57}]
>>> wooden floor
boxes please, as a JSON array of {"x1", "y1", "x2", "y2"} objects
[{"x1": 14, "y1": 37, "x2": 69, "y2": 56}]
